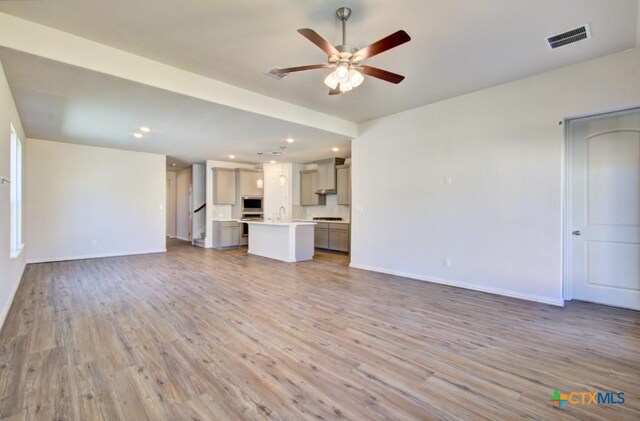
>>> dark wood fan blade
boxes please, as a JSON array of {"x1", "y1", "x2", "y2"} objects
[
  {"x1": 358, "y1": 65, "x2": 405, "y2": 84},
  {"x1": 329, "y1": 87, "x2": 341, "y2": 95},
  {"x1": 298, "y1": 28, "x2": 340, "y2": 56},
  {"x1": 276, "y1": 64, "x2": 331, "y2": 74},
  {"x1": 352, "y1": 30, "x2": 411, "y2": 62}
]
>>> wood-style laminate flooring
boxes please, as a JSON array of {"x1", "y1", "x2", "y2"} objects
[{"x1": 0, "y1": 239, "x2": 639, "y2": 420}]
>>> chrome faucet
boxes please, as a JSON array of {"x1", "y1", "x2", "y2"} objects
[{"x1": 278, "y1": 206, "x2": 286, "y2": 223}]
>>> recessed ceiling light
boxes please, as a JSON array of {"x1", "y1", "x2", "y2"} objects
[
  {"x1": 133, "y1": 133, "x2": 143, "y2": 139},
  {"x1": 140, "y1": 126, "x2": 151, "y2": 133},
  {"x1": 229, "y1": 154, "x2": 236, "y2": 159},
  {"x1": 270, "y1": 160, "x2": 276, "y2": 164},
  {"x1": 171, "y1": 163, "x2": 176, "y2": 167},
  {"x1": 332, "y1": 147, "x2": 339, "y2": 152},
  {"x1": 286, "y1": 137, "x2": 295, "y2": 143}
]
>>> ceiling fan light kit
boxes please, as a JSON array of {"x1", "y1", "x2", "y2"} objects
[{"x1": 274, "y1": 6, "x2": 411, "y2": 95}]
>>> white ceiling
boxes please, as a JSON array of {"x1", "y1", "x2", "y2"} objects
[
  {"x1": 0, "y1": 0, "x2": 637, "y2": 123},
  {"x1": 0, "y1": 48, "x2": 351, "y2": 164}
]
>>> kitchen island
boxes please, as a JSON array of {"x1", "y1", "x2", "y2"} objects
[{"x1": 245, "y1": 221, "x2": 316, "y2": 262}]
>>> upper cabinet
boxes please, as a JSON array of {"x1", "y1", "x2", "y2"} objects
[
  {"x1": 300, "y1": 170, "x2": 326, "y2": 206},
  {"x1": 236, "y1": 168, "x2": 263, "y2": 197},
  {"x1": 212, "y1": 168, "x2": 236, "y2": 204},
  {"x1": 336, "y1": 164, "x2": 351, "y2": 205},
  {"x1": 316, "y1": 158, "x2": 345, "y2": 194}
]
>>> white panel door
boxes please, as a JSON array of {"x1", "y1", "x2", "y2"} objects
[{"x1": 569, "y1": 109, "x2": 640, "y2": 310}]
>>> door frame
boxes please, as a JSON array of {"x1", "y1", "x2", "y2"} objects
[{"x1": 562, "y1": 106, "x2": 640, "y2": 302}]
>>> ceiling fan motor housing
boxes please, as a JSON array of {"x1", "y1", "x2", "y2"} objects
[
  {"x1": 272, "y1": 6, "x2": 410, "y2": 94},
  {"x1": 336, "y1": 7, "x2": 352, "y2": 22}
]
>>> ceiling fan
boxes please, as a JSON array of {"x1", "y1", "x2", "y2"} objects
[{"x1": 274, "y1": 7, "x2": 411, "y2": 95}]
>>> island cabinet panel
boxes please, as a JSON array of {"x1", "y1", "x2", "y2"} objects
[
  {"x1": 213, "y1": 168, "x2": 236, "y2": 205},
  {"x1": 314, "y1": 222, "x2": 329, "y2": 248},
  {"x1": 300, "y1": 170, "x2": 325, "y2": 206},
  {"x1": 336, "y1": 165, "x2": 351, "y2": 205},
  {"x1": 246, "y1": 222, "x2": 315, "y2": 262}
]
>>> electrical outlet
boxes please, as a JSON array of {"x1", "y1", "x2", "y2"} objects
[
  {"x1": 443, "y1": 258, "x2": 452, "y2": 269},
  {"x1": 444, "y1": 176, "x2": 452, "y2": 186},
  {"x1": 91, "y1": 240, "x2": 98, "y2": 246}
]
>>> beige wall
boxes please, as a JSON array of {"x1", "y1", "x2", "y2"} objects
[
  {"x1": 26, "y1": 139, "x2": 166, "y2": 262},
  {"x1": 0, "y1": 61, "x2": 27, "y2": 327},
  {"x1": 351, "y1": 48, "x2": 640, "y2": 306}
]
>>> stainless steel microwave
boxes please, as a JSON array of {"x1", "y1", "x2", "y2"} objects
[{"x1": 241, "y1": 196, "x2": 263, "y2": 212}]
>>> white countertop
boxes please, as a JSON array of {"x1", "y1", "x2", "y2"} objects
[
  {"x1": 292, "y1": 219, "x2": 350, "y2": 224},
  {"x1": 213, "y1": 219, "x2": 348, "y2": 225},
  {"x1": 245, "y1": 220, "x2": 316, "y2": 226}
]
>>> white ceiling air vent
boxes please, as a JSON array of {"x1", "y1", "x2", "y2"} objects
[
  {"x1": 256, "y1": 146, "x2": 287, "y2": 156},
  {"x1": 269, "y1": 149, "x2": 285, "y2": 156},
  {"x1": 264, "y1": 66, "x2": 288, "y2": 80},
  {"x1": 546, "y1": 24, "x2": 591, "y2": 50}
]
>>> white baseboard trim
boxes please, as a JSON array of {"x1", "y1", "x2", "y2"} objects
[
  {"x1": 0, "y1": 261, "x2": 27, "y2": 332},
  {"x1": 26, "y1": 248, "x2": 167, "y2": 264},
  {"x1": 349, "y1": 263, "x2": 565, "y2": 307}
]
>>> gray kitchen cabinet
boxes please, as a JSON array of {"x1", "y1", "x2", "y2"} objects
[
  {"x1": 315, "y1": 158, "x2": 345, "y2": 193},
  {"x1": 213, "y1": 168, "x2": 236, "y2": 204},
  {"x1": 336, "y1": 165, "x2": 350, "y2": 205},
  {"x1": 314, "y1": 222, "x2": 329, "y2": 248},
  {"x1": 300, "y1": 170, "x2": 326, "y2": 206},
  {"x1": 213, "y1": 221, "x2": 241, "y2": 248},
  {"x1": 328, "y1": 223, "x2": 350, "y2": 252},
  {"x1": 236, "y1": 168, "x2": 263, "y2": 197},
  {"x1": 314, "y1": 222, "x2": 350, "y2": 252}
]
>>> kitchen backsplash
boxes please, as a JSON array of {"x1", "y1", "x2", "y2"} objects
[{"x1": 293, "y1": 194, "x2": 351, "y2": 222}]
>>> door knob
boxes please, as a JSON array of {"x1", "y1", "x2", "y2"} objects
[{"x1": 572, "y1": 230, "x2": 581, "y2": 236}]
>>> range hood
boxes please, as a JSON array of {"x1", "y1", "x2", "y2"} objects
[{"x1": 315, "y1": 157, "x2": 345, "y2": 195}]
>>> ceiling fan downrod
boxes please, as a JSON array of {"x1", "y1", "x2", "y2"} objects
[{"x1": 336, "y1": 7, "x2": 351, "y2": 46}]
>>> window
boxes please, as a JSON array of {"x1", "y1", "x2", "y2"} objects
[{"x1": 10, "y1": 124, "x2": 23, "y2": 258}]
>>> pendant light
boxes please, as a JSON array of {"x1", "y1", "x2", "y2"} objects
[
  {"x1": 256, "y1": 177, "x2": 264, "y2": 189},
  {"x1": 277, "y1": 161, "x2": 287, "y2": 186}
]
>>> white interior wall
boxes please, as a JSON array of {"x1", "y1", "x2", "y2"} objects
[
  {"x1": 0, "y1": 61, "x2": 27, "y2": 328},
  {"x1": 176, "y1": 167, "x2": 192, "y2": 241},
  {"x1": 291, "y1": 163, "x2": 304, "y2": 220},
  {"x1": 192, "y1": 163, "x2": 206, "y2": 240},
  {"x1": 26, "y1": 139, "x2": 166, "y2": 262},
  {"x1": 263, "y1": 163, "x2": 292, "y2": 221},
  {"x1": 166, "y1": 171, "x2": 177, "y2": 238},
  {"x1": 351, "y1": 48, "x2": 640, "y2": 306}
]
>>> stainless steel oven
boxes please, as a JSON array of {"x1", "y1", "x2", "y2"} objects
[
  {"x1": 241, "y1": 196, "x2": 263, "y2": 213},
  {"x1": 240, "y1": 213, "x2": 263, "y2": 237}
]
